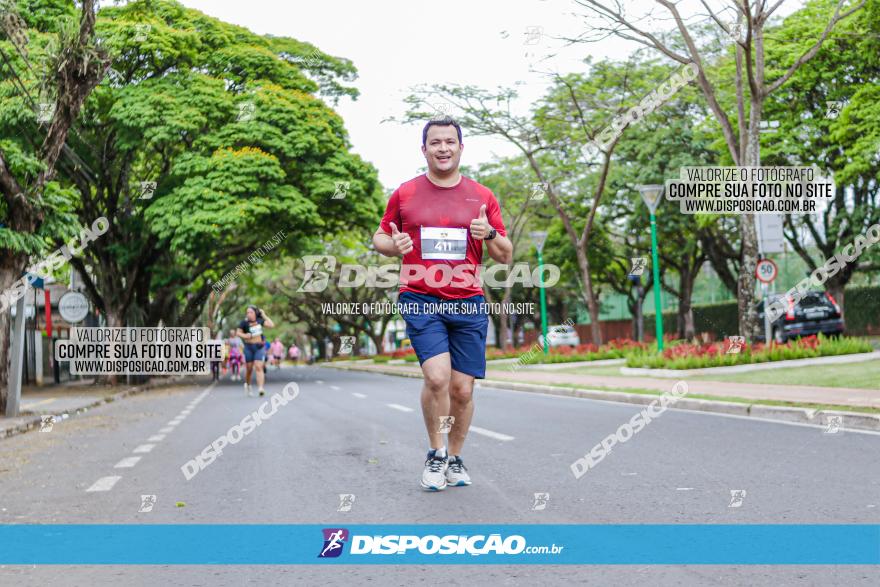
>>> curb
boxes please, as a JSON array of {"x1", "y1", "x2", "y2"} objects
[
  {"x1": 327, "y1": 364, "x2": 880, "y2": 433},
  {"x1": 620, "y1": 350, "x2": 880, "y2": 378},
  {"x1": 0, "y1": 375, "x2": 195, "y2": 441}
]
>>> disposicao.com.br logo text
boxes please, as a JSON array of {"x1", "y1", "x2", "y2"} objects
[{"x1": 317, "y1": 528, "x2": 564, "y2": 557}]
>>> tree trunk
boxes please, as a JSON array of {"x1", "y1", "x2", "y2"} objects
[
  {"x1": 104, "y1": 305, "x2": 125, "y2": 386},
  {"x1": 370, "y1": 333, "x2": 384, "y2": 355},
  {"x1": 737, "y1": 120, "x2": 762, "y2": 341},
  {"x1": 678, "y1": 262, "x2": 696, "y2": 340},
  {"x1": 629, "y1": 300, "x2": 638, "y2": 341},
  {"x1": 576, "y1": 250, "x2": 602, "y2": 345},
  {"x1": 737, "y1": 215, "x2": 760, "y2": 340}
]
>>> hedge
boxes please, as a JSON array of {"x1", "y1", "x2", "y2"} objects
[
  {"x1": 844, "y1": 286, "x2": 880, "y2": 335},
  {"x1": 644, "y1": 285, "x2": 880, "y2": 338}
]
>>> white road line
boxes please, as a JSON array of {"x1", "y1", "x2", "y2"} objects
[
  {"x1": 469, "y1": 426, "x2": 515, "y2": 441},
  {"x1": 114, "y1": 456, "x2": 142, "y2": 469},
  {"x1": 132, "y1": 444, "x2": 156, "y2": 454},
  {"x1": 147, "y1": 434, "x2": 165, "y2": 442},
  {"x1": 166, "y1": 420, "x2": 180, "y2": 427},
  {"x1": 352, "y1": 392, "x2": 367, "y2": 399},
  {"x1": 387, "y1": 403, "x2": 414, "y2": 412},
  {"x1": 330, "y1": 385, "x2": 341, "y2": 391},
  {"x1": 315, "y1": 380, "x2": 324, "y2": 384},
  {"x1": 180, "y1": 410, "x2": 192, "y2": 415},
  {"x1": 159, "y1": 427, "x2": 174, "y2": 434},
  {"x1": 86, "y1": 476, "x2": 121, "y2": 492},
  {"x1": 676, "y1": 487, "x2": 695, "y2": 491}
]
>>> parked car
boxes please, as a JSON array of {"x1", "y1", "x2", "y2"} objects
[
  {"x1": 538, "y1": 324, "x2": 581, "y2": 347},
  {"x1": 756, "y1": 290, "x2": 844, "y2": 343}
]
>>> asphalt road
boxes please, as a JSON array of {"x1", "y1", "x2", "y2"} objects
[{"x1": 0, "y1": 365, "x2": 877, "y2": 586}]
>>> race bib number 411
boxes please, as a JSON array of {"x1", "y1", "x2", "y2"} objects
[{"x1": 420, "y1": 226, "x2": 467, "y2": 260}]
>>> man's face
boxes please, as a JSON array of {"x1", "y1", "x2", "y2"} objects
[{"x1": 422, "y1": 125, "x2": 462, "y2": 174}]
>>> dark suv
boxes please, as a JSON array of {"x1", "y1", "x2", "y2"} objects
[{"x1": 757, "y1": 291, "x2": 844, "y2": 343}]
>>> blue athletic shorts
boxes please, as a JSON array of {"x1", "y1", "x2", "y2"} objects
[
  {"x1": 398, "y1": 291, "x2": 488, "y2": 379},
  {"x1": 243, "y1": 344, "x2": 266, "y2": 363}
]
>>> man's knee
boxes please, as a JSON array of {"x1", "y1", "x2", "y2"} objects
[
  {"x1": 423, "y1": 369, "x2": 448, "y2": 391},
  {"x1": 449, "y1": 380, "x2": 473, "y2": 403}
]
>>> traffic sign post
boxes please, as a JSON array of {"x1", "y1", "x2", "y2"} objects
[
  {"x1": 58, "y1": 291, "x2": 89, "y2": 324},
  {"x1": 755, "y1": 258, "x2": 778, "y2": 285},
  {"x1": 756, "y1": 258, "x2": 778, "y2": 344}
]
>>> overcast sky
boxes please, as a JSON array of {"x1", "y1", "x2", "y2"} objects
[{"x1": 177, "y1": 0, "x2": 801, "y2": 192}]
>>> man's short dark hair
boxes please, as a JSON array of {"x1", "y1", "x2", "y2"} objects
[{"x1": 422, "y1": 116, "x2": 462, "y2": 146}]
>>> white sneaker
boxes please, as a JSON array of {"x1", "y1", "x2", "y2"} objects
[
  {"x1": 420, "y1": 449, "x2": 448, "y2": 491},
  {"x1": 244, "y1": 382, "x2": 253, "y2": 397},
  {"x1": 446, "y1": 456, "x2": 472, "y2": 487}
]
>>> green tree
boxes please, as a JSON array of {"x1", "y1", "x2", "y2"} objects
[
  {"x1": 762, "y1": 0, "x2": 880, "y2": 314},
  {"x1": 60, "y1": 0, "x2": 383, "y2": 333},
  {"x1": 0, "y1": 0, "x2": 108, "y2": 407},
  {"x1": 574, "y1": 0, "x2": 865, "y2": 340}
]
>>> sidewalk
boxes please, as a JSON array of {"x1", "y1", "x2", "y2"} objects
[
  {"x1": 328, "y1": 362, "x2": 880, "y2": 410},
  {"x1": 0, "y1": 375, "x2": 201, "y2": 439}
]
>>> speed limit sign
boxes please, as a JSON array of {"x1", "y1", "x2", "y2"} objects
[{"x1": 755, "y1": 258, "x2": 778, "y2": 284}]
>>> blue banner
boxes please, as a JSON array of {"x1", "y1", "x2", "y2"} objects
[{"x1": 0, "y1": 524, "x2": 877, "y2": 564}]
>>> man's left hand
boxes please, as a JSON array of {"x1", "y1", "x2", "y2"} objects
[{"x1": 469, "y1": 204, "x2": 492, "y2": 240}]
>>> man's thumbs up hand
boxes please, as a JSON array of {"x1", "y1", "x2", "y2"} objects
[
  {"x1": 389, "y1": 222, "x2": 413, "y2": 255},
  {"x1": 470, "y1": 204, "x2": 492, "y2": 240}
]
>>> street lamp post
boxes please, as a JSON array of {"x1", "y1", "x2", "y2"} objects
[
  {"x1": 529, "y1": 231, "x2": 549, "y2": 355},
  {"x1": 637, "y1": 185, "x2": 665, "y2": 352},
  {"x1": 628, "y1": 274, "x2": 644, "y2": 342}
]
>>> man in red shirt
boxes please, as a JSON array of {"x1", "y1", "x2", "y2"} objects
[{"x1": 373, "y1": 116, "x2": 513, "y2": 491}]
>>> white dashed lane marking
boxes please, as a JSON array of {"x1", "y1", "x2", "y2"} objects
[
  {"x1": 351, "y1": 392, "x2": 366, "y2": 399},
  {"x1": 387, "y1": 403, "x2": 414, "y2": 413},
  {"x1": 86, "y1": 476, "x2": 121, "y2": 492},
  {"x1": 469, "y1": 426, "x2": 514, "y2": 442},
  {"x1": 330, "y1": 385, "x2": 341, "y2": 391},
  {"x1": 114, "y1": 456, "x2": 142, "y2": 469},
  {"x1": 84, "y1": 381, "x2": 216, "y2": 493}
]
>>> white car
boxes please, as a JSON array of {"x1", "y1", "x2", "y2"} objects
[{"x1": 538, "y1": 324, "x2": 580, "y2": 347}]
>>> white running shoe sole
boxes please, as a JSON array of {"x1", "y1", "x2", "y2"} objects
[{"x1": 420, "y1": 478, "x2": 447, "y2": 491}]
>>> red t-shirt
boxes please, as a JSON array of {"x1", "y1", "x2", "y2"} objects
[{"x1": 378, "y1": 174, "x2": 507, "y2": 300}]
